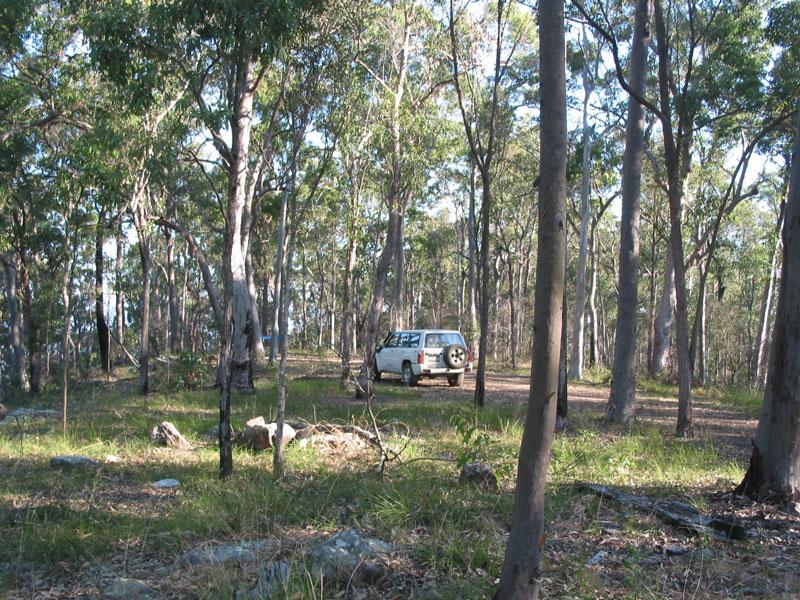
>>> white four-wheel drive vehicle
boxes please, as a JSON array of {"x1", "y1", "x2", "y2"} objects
[{"x1": 374, "y1": 329, "x2": 472, "y2": 387}]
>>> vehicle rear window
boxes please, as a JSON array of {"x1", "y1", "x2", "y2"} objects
[{"x1": 424, "y1": 333, "x2": 464, "y2": 348}]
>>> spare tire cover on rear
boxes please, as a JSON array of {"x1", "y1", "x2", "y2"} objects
[{"x1": 444, "y1": 344, "x2": 467, "y2": 369}]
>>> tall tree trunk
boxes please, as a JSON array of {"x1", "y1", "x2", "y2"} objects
[
  {"x1": 653, "y1": 0, "x2": 693, "y2": 438},
  {"x1": 570, "y1": 37, "x2": 594, "y2": 380},
  {"x1": 341, "y1": 227, "x2": 358, "y2": 384},
  {"x1": 164, "y1": 202, "x2": 179, "y2": 354},
  {"x1": 357, "y1": 208, "x2": 400, "y2": 396},
  {"x1": 269, "y1": 186, "x2": 289, "y2": 367},
  {"x1": 736, "y1": 115, "x2": 800, "y2": 502},
  {"x1": 136, "y1": 218, "x2": 151, "y2": 395},
  {"x1": 475, "y1": 178, "x2": 492, "y2": 406},
  {"x1": 225, "y1": 57, "x2": 256, "y2": 394},
  {"x1": 651, "y1": 240, "x2": 676, "y2": 375},
  {"x1": 391, "y1": 208, "x2": 405, "y2": 330},
  {"x1": 509, "y1": 263, "x2": 518, "y2": 369},
  {"x1": 245, "y1": 250, "x2": 264, "y2": 363},
  {"x1": 115, "y1": 219, "x2": 125, "y2": 361},
  {"x1": 219, "y1": 53, "x2": 257, "y2": 478},
  {"x1": 689, "y1": 262, "x2": 709, "y2": 384},
  {"x1": 2, "y1": 254, "x2": 26, "y2": 392},
  {"x1": 61, "y1": 231, "x2": 76, "y2": 436},
  {"x1": 96, "y1": 215, "x2": 111, "y2": 372},
  {"x1": 274, "y1": 165, "x2": 298, "y2": 478},
  {"x1": 21, "y1": 255, "x2": 43, "y2": 394},
  {"x1": 588, "y1": 226, "x2": 600, "y2": 366},
  {"x1": 496, "y1": 2, "x2": 566, "y2": 594},
  {"x1": 468, "y1": 156, "x2": 478, "y2": 349},
  {"x1": 606, "y1": 0, "x2": 652, "y2": 423},
  {"x1": 557, "y1": 232, "x2": 568, "y2": 425},
  {"x1": 755, "y1": 202, "x2": 785, "y2": 386}
]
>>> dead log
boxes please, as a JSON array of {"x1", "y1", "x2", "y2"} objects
[{"x1": 580, "y1": 483, "x2": 750, "y2": 541}]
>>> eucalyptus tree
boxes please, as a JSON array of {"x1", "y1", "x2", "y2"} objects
[
  {"x1": 496, "y1": 0, "x2": 566, "y2": 594},
  {"x1": 605, "y1": 0, "x2": 652, "y2": 423},
  {"x1": 354, "y1": 0, "x2": 452, "y2": 397},
  {"x1": 448, "y1": 0, "x2": 536, "y2": 407}
]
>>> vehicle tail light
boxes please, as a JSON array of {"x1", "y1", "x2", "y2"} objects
[{"x1": 417, "y1": 351, "x2": 424, "y2": 364}]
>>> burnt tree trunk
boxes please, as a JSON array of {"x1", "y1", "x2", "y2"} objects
[
  {"x1": 95, "y1": 214, "x2": 111, "y2": 372},
  {"x1": 737, "y1": 115, "x2": 800, "y2": 502}
]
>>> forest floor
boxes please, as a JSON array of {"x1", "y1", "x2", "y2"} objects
[{"x1": 1, "y1": 355, "x2": 798, "y2": 599}]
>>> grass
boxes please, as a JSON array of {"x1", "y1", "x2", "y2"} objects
[{"x1": 0, "y1": 361, "x2": 754, "y2": 598}]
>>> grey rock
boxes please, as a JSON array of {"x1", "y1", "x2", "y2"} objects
[
  {"x1": 103, "y1": 578, "x2": 152, "y2": 599},
  {"x1": 458, "y1": 462, "x2": 498, "y2": 491},
  {"x1": 0, "y1": 407, "x2": 58, "y2": 428},
  {"x1": 664, "y1": 544, "x2": 689, "y2": 556},
  {"x1": 245, "y1": 561, "x2": 290, "y2": 599},
  {"x1": 236, "y1": 417, "x2": 296, "y2": 451},
  {"x1": 50, "y1": 455, "x2": 100, "y2": 469},
  {"x1": 180, "y1": 540, "x2": 269, "y2": 567},
  {"x1": 150, "y1": 421, "x2": 192, "y2": 450},
  {"x1": 309, "y1": 529, "x2": 392, "y2": 583},
  {"x1": 597, "y1": 520, "x2": 622, "y2": 534},
  {"x1": 151, "y1": 479, "x2": 180, "y2": 489},
  {"x1": 586, "y1": 551, "x2": 608, "y2": 566}
]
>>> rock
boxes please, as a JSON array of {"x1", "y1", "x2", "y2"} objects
[
  {"x1": 104, "y1": 454, "x2": 121, "y2": 464},
  {"x1": 309, "y1": 529, "x2": 392, "y2": 583},
  {"x1": 180, "y1": 540, "x2": 269, "y2": 567},
  {"x1": 236, "y1": 417, "x2": 296, "y2": 451},
  {"x1": 664, "y1": 544, "x2": 689, "y2": 556},
  {"x1": 103, "y1": 577, "x2": 153, "y2": 599},
  {"x1": 586, "y1": 551, "x2": 608, "y2": 566},
  {"x1": 694, "y1": 548, "x2": 713, "y2": 561},
  {"x1": 458, "y1": 462, "x2": 498, "y2": 491},
  {"x1": 0, "y1": 407, "x2": 58, "y2": 428},
  {"x1": 50, "y1": 455, "x2": 100, "y2": 469},
  {"x1": 244, "y1": 561, "x2": 290, "y2": 598},
  {"x1": 151, "y1": 479, "x2": 180, "y2": 489},
  {"x1": 150, "y1": 421, "x2": 192, "y2": 450}
]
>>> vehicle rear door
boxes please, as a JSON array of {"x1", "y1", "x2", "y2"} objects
[{"x1": 377, "y1": 332, "x2": 402, "y2": 373}]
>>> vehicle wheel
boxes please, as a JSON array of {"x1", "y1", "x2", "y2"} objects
[
  {"x1": 443, "y1": 344, "x2": 468, "y2": 369},
  {"x1": 401, "y1": 362, "x2": 418, "y2": 387},
  {"x1": 447, "y1": 372, "x2": 465, "y2": 387}
]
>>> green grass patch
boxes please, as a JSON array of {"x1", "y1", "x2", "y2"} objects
[{"x1": 0, "y1": 365, "x2": 750, "y2": 597}]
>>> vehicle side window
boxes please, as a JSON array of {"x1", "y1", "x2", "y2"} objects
[
  {"x1": 405, "y1": 333, "x2": 420, "y2": 348},
  {"x1": 386, "y1": 333, "x2": 401, "y2": 348}
]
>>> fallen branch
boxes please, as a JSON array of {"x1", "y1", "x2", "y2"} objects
[
  {"x1": 580, "y1": 483, "x2": 750, "y2": 541},
  {"x1": 329, "y1": 346, "x2": 412, "y2": 477}
]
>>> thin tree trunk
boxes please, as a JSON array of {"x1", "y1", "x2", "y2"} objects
[
  {"x1": 755, "y1": 202, "x2": 785, "y2": 386},
  {"x1": 269, "y1": 186, "x2": 289, "y2": 367},
  {"x1": 654, "y1": 0, "x2": 693, "y2": 437},
  {"x1": 468, "y1": 156, "x2": 478, "y2": 348},
  {"x1": 570, "y1": 35, "x2": 594, "y2": 380},
  {"x1": 496, "y1": 2, "x2": 566, "y2": 594},
  {"x1": 2, "y1": 254, "x2": 26, "y2": 391},
  {"x1": 607, "y1": 0, "x2": 652, "y2": 423},
  {"x1": 274, "y1": 165, "x2": 298, "y2": 479},
  {"x1": 588, "y1": 228, "x2": 600, "y2": 366},
  {"x1": 164, "y1": 201, "x2": 179, "y2": 354},
  {"x1": 557, "y1": 232, "x2": 568, "y2": 424},
  {"x1": 115, "y1": 219, "x2": 125, "y2": 361},
  {"x1": 96, "y1": 214, "x2": 111, "y2": 372},
  {"x1": 651, "y1": 241, "x2": 675, "y2": 375},
  {"x1": 136, "y1": 222, "x2": 151, "y2": 395},
  {"x1": 341, "y1": 225, "x2": 358, "y2": 384},
  {"x1": 391, "y1": 209, "x2": 405, "y2": 330},
  {"x1": 736, "y1": 114, "x2": 800, "y2": 501},
  {"x1": 20, "y1": 257, "x2": 42, "y2": 394}
]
